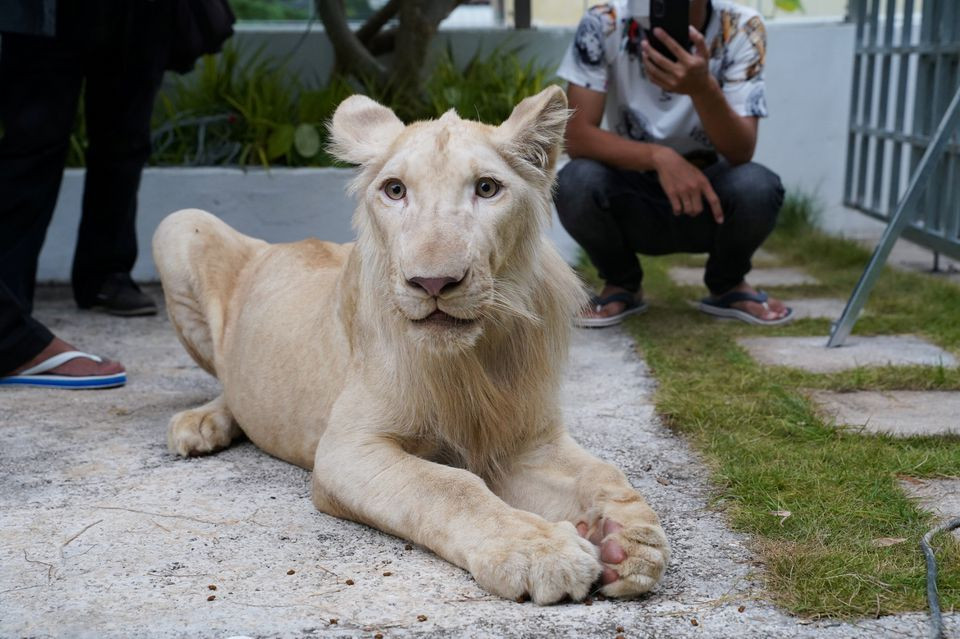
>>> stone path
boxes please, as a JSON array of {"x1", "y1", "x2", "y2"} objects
[
  {"x1": 785, "y1": 297, "x2": 849, "y2": 320},
  {"x1": 811, "y1": 390, "x2": 960, "y2": 437},
  {"x1": 738, "y1": 335, "x2": 957, "y2": 373},
  {"x1": 668, "y1": 266, "x2": 819, "y2": 289},
  {"x1": 0, "y1": 287, "x2": 945, "y2": 638},
  {"x1": 899, "y1": 478, "x2": 960, "y2": 541}
]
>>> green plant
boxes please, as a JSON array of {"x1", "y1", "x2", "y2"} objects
[
  {"x1": 64, "y1": 42, "x2": 559, "y2": 169},
  {"x1": 426, "y1": 45, "x2": 557, "y2": 125},
  {"x1": 228, "y1": 0, "x2": 310, "y2": 21},
  {"x1": 774, "y1": 0, "x2": 804, "y2": 12}
]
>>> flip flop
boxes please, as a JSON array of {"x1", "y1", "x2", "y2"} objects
[
  {"x1": 575, "y1": 292, "x2": 649, "y2": 328},
  {"x1": 698, "y1": 289, "x2": 794, "y2": 326},
  {"x1": 0, "y1": 351, "x2": 127, "y2": 389}
]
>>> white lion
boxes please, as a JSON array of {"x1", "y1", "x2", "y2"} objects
[{"x1": 152, "y1": 86, "x2": 668, "y2": 604}]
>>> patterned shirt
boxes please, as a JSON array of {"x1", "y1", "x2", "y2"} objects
[{"x1": 557, "y1": 0, "x2": 769, "y2": 156}]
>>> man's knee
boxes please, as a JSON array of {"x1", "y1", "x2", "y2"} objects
[
  {"x1": 713, "y1": 162, "x2": 784, "y2": 228},
  {"x1": 555, "y1": 158, "x2": 616, "y2": 230}
]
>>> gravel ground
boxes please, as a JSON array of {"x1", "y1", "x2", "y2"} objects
[{"x1": 0, "y1": 286, "x2": 952, "y2": 638}]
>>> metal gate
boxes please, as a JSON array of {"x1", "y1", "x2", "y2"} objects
[{"x1": 830, "y1": 0, "x2": 960, "y2": 346}]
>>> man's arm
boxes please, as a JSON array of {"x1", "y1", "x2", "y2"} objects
[
  {"x1": 641, "y1": 27, "x2": 758, "y2": 165},
  {"x1": 565, "y1": 83, "x2": 723, "y2": 222}
]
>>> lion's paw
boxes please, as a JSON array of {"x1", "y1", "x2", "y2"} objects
[
  {"x1": 578, "y1": 517, "x2": 669, "y2": 598},
  {"x1": 469, "y1": 519, "x2": 601, "y2": 605},
  {"x1": 167, "y1": 398, "x2": 238, "y2": 457}
]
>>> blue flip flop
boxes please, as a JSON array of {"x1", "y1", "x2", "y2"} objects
[
  {"x1": 575, "y1": 292, "x2": 649, "y2": 328},
  {"x1": 699, "y1": 289, "x2": 794, "y2": 326},
  {"x1": 0, "y1": 351, "x2": 127, "y2": 389}
]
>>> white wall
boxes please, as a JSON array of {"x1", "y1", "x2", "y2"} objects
[{"x1": 37, "y1": 20, "x2": 867, "y2": 282}]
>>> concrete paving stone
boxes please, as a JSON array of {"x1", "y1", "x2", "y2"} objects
[
  {"x1": 0, "y1": 286, "x2": 953, "y2": 638},
  {"x1": 786, "y1": 298, "x2": 849, "y2": 320},
  {"x1": 898, "y1": 478, "x2": 960, "y2": 540},
  {"x1": 738, "y1": 334, "x2": 958, "y2": 373},
  {"x1": 857, "y1": 233, "x2": 960, "y2": 286},
  {"x1": 669, "y1": 266, "x2": 819, "y2": 289},
  {"x1": 683, "y1": 248, "x2": 780, "y2": 268},
  {"x1": 811, "y1": 390, "x2": 960, "y2": 437}
]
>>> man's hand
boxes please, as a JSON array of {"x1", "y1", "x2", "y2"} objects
[
  {"x1": 652, "y1": 146, "x2": 723, "y2": 223},
  {"x1": 641, "y1": 26, "x2": 714, "y2": 97}
]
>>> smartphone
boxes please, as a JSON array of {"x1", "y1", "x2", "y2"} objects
[{"x1": 648, "y1": 0, "x2": 690, "y2": 62}]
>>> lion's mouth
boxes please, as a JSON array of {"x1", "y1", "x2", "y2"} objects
[{"x1": 412, "y1": 309, "x2": 478, "y2": 328}]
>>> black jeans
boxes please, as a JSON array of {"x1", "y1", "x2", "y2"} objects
[
  {"x1": 0, "y1": 0, "x2": 169, "y2": 373},
  {"x1": 555, "y1": 158, "x2": 785, "y2": 296}
]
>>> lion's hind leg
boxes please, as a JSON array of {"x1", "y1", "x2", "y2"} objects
[
  {"x1": 168, "y1": 394, "x2": 242, "y2": 457},
  {"x1": 152, "y1": 208, "x2": 265, "y2": 377}
]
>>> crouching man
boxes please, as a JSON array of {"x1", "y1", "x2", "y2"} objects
[{"x1": 555, "y1": 0, "x2": 792, "y2": 327}]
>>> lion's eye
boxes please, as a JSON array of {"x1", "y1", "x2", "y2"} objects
[
  {"x1": 475, "y1": 177, "x2": 500, "y2": 199},
  {"x1": 383, "y1": 179, "x2": 406, "y2": 200}
]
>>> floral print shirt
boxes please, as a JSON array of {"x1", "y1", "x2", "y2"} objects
[{"x1": 557, "y1": 0, "x2": 769, "y2": 156}]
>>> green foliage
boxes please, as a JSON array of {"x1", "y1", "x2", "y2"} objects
[
  {"x1": 150, "y1": 45, "x2": 337, "y2": 167},
  {"x1": 774, "y1": 0, "x2": 804, "y2": 12},
  {"x1": 776, "y1": 191, "x2": 820, "y2": 235},
  {"x1": 64, "y1": 41, "x2": 559, "y2": 169},
  {"x1": 426, "y1": 45, "x2": 556, "y2": 124},
  {"x1": 228, "y1": 0, "x2": 310, "y2": 21}
]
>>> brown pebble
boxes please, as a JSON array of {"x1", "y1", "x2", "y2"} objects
[
  {"x1": 383, "y1": 571, "x2": 392, "y2": 576},
  {"x1": 416, "y1": 615, "x2": 427, "y2": 622},
  {"x1": 691, "y1": 618, "x2": 699, "y2": 626},
  {"x1": 738, "y1": 605, "x2": 746, "y2": 613},
  {"x1": 616, "y1": 626, "x2": 624, "y2": 633},
  {"x1": 615, "y1": 635, "x2": 626, "y2": 639},
  {"x1": 207, "y1": 595, "x2": 216, "y2": 601},
  {"x1": 374, "y1": 634, "x2": 383, "y2": 639},
  {"x1": 329, "y1": 619, "x2": 338, "y2": 625},
  {"x1": 286, "y1": 569, "x2": 295, "y2": 575},
  {"x1": 404, "y1": 543, "x2": 413, "y2": 551},
  {"x1": 345, "y1": 579, "x2": 355, "y2": 585},
  {"x1": 583, "y1": 597, "x2": 593, "y2": 606},
  {"x1": 207, "y1": 584, "x2": 217, "y2": 591}
]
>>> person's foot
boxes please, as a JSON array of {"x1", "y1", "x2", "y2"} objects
[
  {"x1": 580, "y1": 284, "x2": 644, "y2": 321},
  {"x1": 8, "y1": 337, "x2": 125, "y2": 377},
  {"x1": 721, "y1": 281, "x2": 790, "y2": 322},
  {"x1": 80, "y1": 273, "x2": 157, "y2": 317}
]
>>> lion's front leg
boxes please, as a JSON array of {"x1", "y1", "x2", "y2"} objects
[
  {"x1": 493, "y1": 434, "x2": 669, "y2": 598},
  {"x1": 311, "y1": 419, "x2": 601, "y2": 604}
]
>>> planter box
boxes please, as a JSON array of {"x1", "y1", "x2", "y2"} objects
[{"x1": 38, "y1": 167, "x2": 581, "y2": 283}]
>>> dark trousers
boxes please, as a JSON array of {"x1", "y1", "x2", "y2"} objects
[
  {"x1": 0, "y1": 0, "x2": 169, "y2": 373},
  {"x1": 555, "y1": 158, "x2": 785, "y2": 296}
]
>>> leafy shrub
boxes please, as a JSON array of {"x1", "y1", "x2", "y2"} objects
[
  {"x1": 426, "y1": 45, "x2": 555, "y2": 125},
  {"x1": 65, "y1": 41, "x2": 558, "y2": 168},
  {"x1": 228, "y1": 0, "x2": 310, "y2": 21}
]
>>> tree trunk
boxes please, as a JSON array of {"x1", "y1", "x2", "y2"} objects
[{"x1": 316, "y1": 0, "x2": 464, "y2": 109}]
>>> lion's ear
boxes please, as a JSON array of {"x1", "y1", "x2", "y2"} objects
[
  {"x1": 328, "y1": 95, "x2": 405, "y2": 166},
  {"x1": 496, "y1": 85, "x2": 570, "y2": 174}
]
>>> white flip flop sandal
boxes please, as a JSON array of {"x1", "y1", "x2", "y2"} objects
[
  {"x1": 575, "y1": 292, "x2": 650, "y2": 328},
  {"x1": 699, "y1": 289, "x2": 794, "y2": 326},
  {"x1": 0, "y1": 351, "x2": 127, "y2": 389}
]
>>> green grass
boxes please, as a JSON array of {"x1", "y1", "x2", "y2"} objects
[{"x1": 601, "y1": 194, "x2": 960, "y2": 617}]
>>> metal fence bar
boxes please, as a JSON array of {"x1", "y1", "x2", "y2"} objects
[
  {"x1": 837, "y1": 0, "x2": 960, "y2": 344},
  {"x1": 829, "y1": 84, "x2": 960, "y2": 348},
  {"x1": 844, "y1": 0, "x2": 868, "y2": 206}
]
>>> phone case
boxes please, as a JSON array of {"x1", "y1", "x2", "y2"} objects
[{"x1": 648, "y1": 0, "x2": 690, "y2": 62}]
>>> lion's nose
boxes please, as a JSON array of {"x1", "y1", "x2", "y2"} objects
[{"x1": 407, "y1": 275, "x2": 464, "y2": 297}]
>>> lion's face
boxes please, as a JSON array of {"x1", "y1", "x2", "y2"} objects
[{"x1": 329, "y1": 87, "x2": 569, "y2": 352}]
